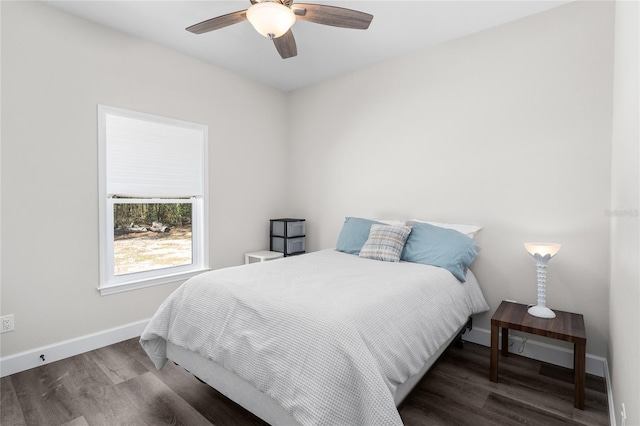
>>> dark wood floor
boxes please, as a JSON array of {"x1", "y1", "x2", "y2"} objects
[{"x1": 1, "y1": 338, "x2": 609, "y2": 426}]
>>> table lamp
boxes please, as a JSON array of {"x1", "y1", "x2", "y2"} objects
[{"x1": 524, "y1": 242, "x2": 561, "y2": 318}]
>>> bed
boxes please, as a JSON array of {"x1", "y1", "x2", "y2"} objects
[{"x1": 140, "y1": 241, "x2": 489, "y2": 425}]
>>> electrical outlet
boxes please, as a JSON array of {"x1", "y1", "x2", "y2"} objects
[
  {"x1": 1, "y1": 314, "x2": 15, "y2": 333},
  {"x1": 621, "y1": 403, "x2": 627, "y2": 426}
]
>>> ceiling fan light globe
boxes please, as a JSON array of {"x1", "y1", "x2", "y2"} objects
[{"x1": 246, "y1": 2, "x2": 295, "y2": 39}]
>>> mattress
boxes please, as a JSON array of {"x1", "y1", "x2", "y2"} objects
[{"x1": 141, "y1": 249, "x2": 489, "y2": 425}]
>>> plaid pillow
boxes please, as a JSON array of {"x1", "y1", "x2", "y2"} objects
[{"x1": 359, "y1": 224, "x2": 412, "y2": 262}]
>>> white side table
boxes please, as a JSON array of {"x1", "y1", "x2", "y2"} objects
[{"x1": 245, "y1": 250, "x2": 284, "y2": 264}]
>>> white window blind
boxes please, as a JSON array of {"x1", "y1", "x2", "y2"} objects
[
  {"x1": 106, "y1": 113, "x2": 205, "y2": 198},
  {"x1": 98, "y1": 105, "x2": 209, "y2": 295}
]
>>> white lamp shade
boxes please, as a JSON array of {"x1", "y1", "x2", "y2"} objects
[
  {"x1": 524, "y1": 242, "x2": 561, "y2": 258},
  {"x1": 246, "y1": 2, "x2": 296, "y2": 39}
]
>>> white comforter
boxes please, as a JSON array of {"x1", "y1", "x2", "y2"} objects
[{"x1": 140, "y1": 250, "x2": 489, "y2": 426}]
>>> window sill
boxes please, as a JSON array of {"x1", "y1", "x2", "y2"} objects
[{"x1": 98, "y1": 268, "x2": 210, "y2": 296}]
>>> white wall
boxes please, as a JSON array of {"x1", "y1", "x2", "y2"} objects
[
  {"x1": 0, "y1": 0, "x2": 624, "y2": 373},
  {"x1": 287, "y1": 1, "x2": 614, "y2": 357},
  {"x1": 0, "y1": 1, "x2": 288, "y2": 356},
  {"x1": 609, "y1": 1, "x2": 640, "y2": 424}
]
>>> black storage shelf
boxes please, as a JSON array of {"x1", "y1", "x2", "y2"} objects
[{"x1": 270, "y1": 218, "x2": 305, "y2": 256}]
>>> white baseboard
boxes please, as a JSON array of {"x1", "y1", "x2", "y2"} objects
[
  {"x1": 604, "y1": 357, "x2": 616, "y2": 426},
  {"x1": 0, "y1": 319, "x2": 149, "y2": 378},
  {"x1": 0, "y1": 322, "x2": 607, "y2": 378},
  {"x1": 0, "y1": 320, "x2": 617, "y2": 426},
  {"x1": 461, "y1": 327, "x2": 607, "y2": 377}
]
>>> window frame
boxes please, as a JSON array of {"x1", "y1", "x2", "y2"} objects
[{"x1": 98, "y1": 105, "x2": 209, "y2": 295}]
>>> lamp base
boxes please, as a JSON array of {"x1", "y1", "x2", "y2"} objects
[{"x1": 528, "y1": 305, "x2": 556, "y2": 319}]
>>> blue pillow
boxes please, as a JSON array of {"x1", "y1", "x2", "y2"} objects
[
  {"x1": 401, "y1": 222, "x2": 479, "y2": 282},
  {"x1": 336, "y1": 217, "x2": 384, "y2": 254}
]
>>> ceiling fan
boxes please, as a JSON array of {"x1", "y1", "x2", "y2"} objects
[{"x1": 186, "y1": 0, "x2": 374, "y2": 59}]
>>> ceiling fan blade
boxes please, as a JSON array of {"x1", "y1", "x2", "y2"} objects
[
  {"x1": 186, "y1": 10, "x2": 247, "y2": 34},
  {"x1": 274, "y1": 30, "x2": 297, "y2": 59},
  {"x1": 291, "y1": 3, "x2": 373, "y2": 30}
]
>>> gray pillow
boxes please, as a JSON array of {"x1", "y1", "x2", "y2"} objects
[{"x1": 359, "y1": 224, "x2": 412, "y2": 262}]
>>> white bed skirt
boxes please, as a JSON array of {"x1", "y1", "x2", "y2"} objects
[{"x1": 165, "y1": 322, "x2": 467, "y2": 426}]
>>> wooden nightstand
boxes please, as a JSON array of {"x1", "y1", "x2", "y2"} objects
[
  {"x1": 490, "y1": 300, "x2": 587, "y2": 409},
  {"x1": 244, "y1": 250, "x2": 284, "y2": 264}
]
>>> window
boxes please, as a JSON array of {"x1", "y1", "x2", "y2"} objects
[{"x1": 98, "y1": 105, "x2": 208, "y2": 295}]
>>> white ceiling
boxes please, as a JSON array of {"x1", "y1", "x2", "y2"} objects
[{"x1": 43, "y1": 0, "x2": 572, "y2": 92}]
